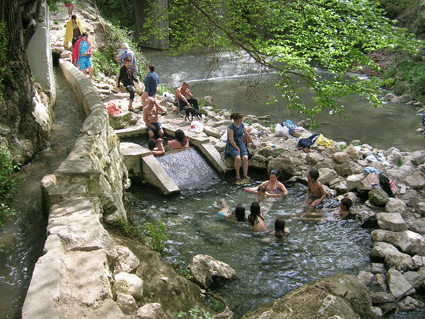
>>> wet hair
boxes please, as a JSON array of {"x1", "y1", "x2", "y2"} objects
[
  {"x1": 230, "y1": 112, "x2": 243, "y2": 121},
  {"x1": 341, "y1": 198, "x2": 352, "y2": 210},
  {"x1": 309, "y1": 169, "x2": 319, "y2": 181},
  {"x1": 248, "y1": 202, "x2": 261, "y2": 226},
  {"x1": 147, "y1": 138, "x2": 156, "y2": 151},
  {"x1": 269, "y1": 169, "x2": 278, "y2": 177},
  {"x1": 82, "y1": 32, "x2": 88, "y2": 38},
  {"x1": 148, "y1": 65, "x2": 155, "y2": 72},
  {"x1": 175, "y1": 129, "x2": 188, "y2": 146},
  {"x1": 71, "y1": 15, "x2": 77, "y2": 20},
  {"x1": 274, "y1": 217, "x2": 286, "y2": 238},
  {"x1": 235, "y1": 204, "x2": 246, "y2": 222},
  {"x1": 257, "y1": 185, "x2": 267, "y2": 194}
]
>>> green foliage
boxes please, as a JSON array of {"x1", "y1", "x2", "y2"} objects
[
  {"x1": 116, "y1": 218, "x2": 139, "y2": 238},
  {"x1": 244, "y1": 118, "x2": 252, "y2": 125},
  {"x1": 143, "y1": 0, "x2": 421, "y2": 118},
  {"x1": 0, "y1": 21, "x2": 9, "y2": 100},
  {"x1": 145, "y1": 221, "x2": 168, "y2": 252},
  {"x1": 269, "y1": 123, "x2": 276, "y2": 129},
  {"x1": 46, "y1": 0, "x2": 65, "y2": 12},
  {"x1": 179, "y1": 268, "x2": 193, "y2": 280},
  {"x1": 175, "y1": 308, "x2": 212, "y2": 319},
  {"x1": 156, "y1": 83, "x2": 174, "y2": 96},
  {"x1": 94, "y1": 0, "x2": 135, "y2": 30},
  {"x1": 397, "y1": 157, "x2": 403, "y2": 167},
  {"x1": 381, "y1": 50, "x2": 425, "y2": 104},
  {"x1": 0, "y1": 147, "x2": 17, "y2": 230}
]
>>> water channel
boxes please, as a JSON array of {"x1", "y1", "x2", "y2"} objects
[{"x1": 0, "y1": 68, "x2": 85, "y2": 318}]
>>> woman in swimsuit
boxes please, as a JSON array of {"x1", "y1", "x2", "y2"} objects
[
  {"x1": 245, "y1": 169, "x2": 288, "y2": 198},
  {"x1": 248, "y1": 202, "x2": 266, "y2": 232}
]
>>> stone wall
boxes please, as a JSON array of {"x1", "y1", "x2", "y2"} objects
[{"x1": 22, "y1": 60, "x2": 131, "y2": 318}]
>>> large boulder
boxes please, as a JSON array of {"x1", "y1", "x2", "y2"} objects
[
  {"x1": 114, "y1": 272, "x2": 144, "y2": 299},
  {"x1": 371, "y1": 229, "x2": 400, "y2": 247},
  {"x1": 386, "y1": 269, "x2": 415, "y2": 298},
  {"x1": 377, "y1": 213, "x2": 407, "y2": 231},
  {"x1": 368, "y1": 187, "x2": 389, "y2": 206},
  {"x1": 188, "y1": 254, "x2": 236, "y2": 289},
  {"x1": 136, "y1": 303, "x2": 169, "y2": 319},
  {"x1": 243, "y1": 274, "x2": 374, "y2": 319},
  {"x1": 114, "y1": 245, "x2": 140, "y2": 274},
  {"x1": 332, "y1": 151, "x2": 350, "y2": 164},
  {"x1": 384, "y1": 250, "x2": 415, "y2": 271},
  {"x1": 398, "y1": 230, "x2": 425, "y2": 256},
  {"x1": 317, "y1": 168, "x2": 338, "y2": 185},
  {"x1": 404, "y1": 172, "x2": 425, "y2": 189},
  {"x1": 370, "y1": 242, "x2": 399, "y2": 259},
  {"x1": 385, "y1": 198, "x2": 407, "y2": 216}
]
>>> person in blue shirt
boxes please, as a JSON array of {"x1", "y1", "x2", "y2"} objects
[{"x1": 141, "y1": 65, "x2": 159, "y2": 108}]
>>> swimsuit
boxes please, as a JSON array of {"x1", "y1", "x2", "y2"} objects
[{"x1": 309, "y1": 194, "x2": 321, "y2": 201}]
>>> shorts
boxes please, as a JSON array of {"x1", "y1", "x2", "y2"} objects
[
  {"x1": 79, "y1": 56, "x2": 92, "y2": 70},
  {"x1": 147, "y1": 122, "x2": 163, "y2": 140},
  {"x1": 309, "y1": 194, "x2": 321, "y2": 201}
]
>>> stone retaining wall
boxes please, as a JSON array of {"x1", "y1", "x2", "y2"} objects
[{"x1": 22, "y1": 60, "x2": 131, "y2": 318}]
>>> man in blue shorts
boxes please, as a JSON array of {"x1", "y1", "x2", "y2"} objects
[{"x1": 143, "y1": 97, "x2": 165, "y2": 140}]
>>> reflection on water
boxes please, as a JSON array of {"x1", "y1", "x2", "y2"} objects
[
  {"x1": 0, "y1": 68, "x2": 85, "y2": 318},
  {"x1": 144, "y1": 49, "x2": 423, "y2": 152},
  {"x1": 129, "y1": 177, "x2": 372, "y2": 317}
]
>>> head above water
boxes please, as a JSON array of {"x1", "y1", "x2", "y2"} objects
[
  {"x1": 257, "y1": 185, "x2": 267, "y2": 195},
  {"x1": 308, "y1": 169, "x2": 319, "y2": 181},
  {"x1": 235, "y1": 204, "x2": 245, "y2": 222},
  {"x1": 147, "y1": 138, "x2": 156, "y2": 151},
  {"x1": 274, "y1": 216, "x2": 286, "y2": 238},
  {"x1": 340, "y1": 197, "x2": 352, "y2": 210},
  {"x1": 269, "y1": 169, "x2": 278, "y2": 179},
  {"x1": 250, "y1": 202, "x2": 261, "y2": 216},
  {"x1": 175, "y1": 129, "x2": 186, "y2": 143}
]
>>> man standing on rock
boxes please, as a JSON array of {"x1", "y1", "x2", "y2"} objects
[
  {"x1": 114, "y1": 43, "x2": 138, "y2": 93},
  {"x1": 141, "y1": 65, "x2": 159, "y2": 108}
]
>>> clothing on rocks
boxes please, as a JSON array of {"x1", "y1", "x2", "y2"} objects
[
  {"x1": 297, "y1": 134, "x2": 319, "y2": 149},
  {"x1": 64, "y1": 18, "x2": 83, "y2": 49},
  {"x1": 316, "y1": 134, "x2": 334, "y2": 148},
  {"x1": 225, "y1": 122, "x2": 248, "y2": 159},
  {"x1": 105, "y1": 101, "x2": 122, "y2": 116}
]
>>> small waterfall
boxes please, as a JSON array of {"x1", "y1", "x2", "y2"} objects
[{"x1": 156, "y1": 148, "x2": 220, "y2": 192}]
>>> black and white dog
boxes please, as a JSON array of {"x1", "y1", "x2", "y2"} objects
[{"x1": 184, "y1": 107, "x2": 203, "y2": 121}]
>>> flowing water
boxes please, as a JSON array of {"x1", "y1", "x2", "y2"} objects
[
  {"x1": 128, "y1": 175, "x2": 372, "y2": 317},
  {"x1": 0, "y1": 68, "x2": 85, "y2": 318},
  {"x1": 144, "y1": 49, "x2": 424, "y2": 152}
]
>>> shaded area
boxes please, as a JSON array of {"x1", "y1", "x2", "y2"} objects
[{"x1": 0, "y1": 68, "x2": 85, "y2": 318}]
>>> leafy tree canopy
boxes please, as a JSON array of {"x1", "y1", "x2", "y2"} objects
[{"x1": 147, "y1": 0, "x2": 421, "y2": 118}]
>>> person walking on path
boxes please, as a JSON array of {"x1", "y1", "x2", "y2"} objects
[
  {"x1": 64, "y1": 14, "x2": 83, "y2": 50},
  {"x1": 72, "y1": 32, "x2": 93, "y2": 79},
  {"x1": 117, "y1": 58, "x2": 139, "y2": 112}
]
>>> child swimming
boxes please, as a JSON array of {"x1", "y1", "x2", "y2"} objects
[
  {"x1": 247, "y1": 202, "x2": 266, "y2": 232},
  {"x1": 217, "y1": 199, "x2": 246, "y2": 222}
]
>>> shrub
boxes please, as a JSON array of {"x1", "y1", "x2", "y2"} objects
[
  {"x1": 145, "y1": 221, "x2": 168, "y2": 252},
  {"x1": 0, "y1": 146, "x2": 17, "y2": 230}
]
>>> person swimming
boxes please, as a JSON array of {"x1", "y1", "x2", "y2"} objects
[
  {"x1": 244, "y1": 169, "x2": 288, "y2": 198},
  {"x1": 248, "y1": 202, "x2": 266, "y2": 232},
  {"x1": 217, "y1": 199, "x2": 246, "y2": 222},
  {"x1": 261, "y1": 216, "x2": 290, "y2": 243}
]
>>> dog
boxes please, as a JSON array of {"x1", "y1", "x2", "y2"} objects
[{"x1": 184, "y1": 107, "x2": 204, "y2": 121}]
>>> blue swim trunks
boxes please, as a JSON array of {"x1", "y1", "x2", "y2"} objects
[{"x1": 147, "y1": 122, "x2": 162, "y2": 139}]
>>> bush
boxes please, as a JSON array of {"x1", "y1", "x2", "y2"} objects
[
  {"x1": 0, "y1": 146, "x2": 17, "y2": 229},
  {"x1": 144, "y1": 221, "x2": 168, "y2": 252}
]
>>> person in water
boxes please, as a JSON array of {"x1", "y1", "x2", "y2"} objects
[
  {"x1": 217, "y1": 199, "x2": 246, "y2": 222},
  {"x1": 247, "y1": 202, "x2": 266, "y2": 232},
  {"x1": 244, "y1": 169, "x2": 288, "y2": 198},
  {"x1": 292, "y1": 198, "x2": 353, "y2": 222},
  {"x1": 147, "y1": 138, "x2": 165, "y2": 156},
  {"x1": 304, "y1": 169, "x2": 326, "y2": 211},
  {"x1": 167, "y1": 129, "x2": 189, "y2": 150},
  {"x1": 224, "y1": 112, "x2": 256, "y2": 180},
  {"x1": 261, "y1": 216, "x2": 290, "y2": 243}
]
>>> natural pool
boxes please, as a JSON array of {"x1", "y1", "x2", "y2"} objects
[{"x1": 128, "y1": 172, "x2": 372, "y2": 317}]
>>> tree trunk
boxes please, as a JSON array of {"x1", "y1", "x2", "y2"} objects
[{"x1": 0, "y1": 0, "x2": 46, "y2": 163}]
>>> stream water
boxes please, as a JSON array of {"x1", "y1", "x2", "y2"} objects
[
  {"x1": 143, "y1": 49, "x2": 424, "y2": 152},
  {"x1": 0, "y1": 68, "x2": 85, "y2": 318}
]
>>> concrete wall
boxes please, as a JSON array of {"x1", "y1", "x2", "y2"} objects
[
  {"x1": 22, "y1": 61, "x2": 131, "y2": 319},
  {"x1": 26, "y1": 0, "x2": 56, "y2": 101},
  {"x1": 135, "y1": 0, "x2": 169, "y2": 50}
]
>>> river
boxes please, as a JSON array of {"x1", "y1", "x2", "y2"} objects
[{"x1": 143, "y1": 49, "x2": 423, "y2": 152}]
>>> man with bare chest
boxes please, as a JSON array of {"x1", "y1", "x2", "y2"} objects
[
  {"x1": 175, "y1": 81, "x2": 199, "y2": 111},
  {"x1": 143, "y1": 98, "x2": 165, "y2": 140}
]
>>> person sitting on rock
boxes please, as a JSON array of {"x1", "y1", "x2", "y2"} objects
[
  {"x1": 175, "y1": 81, "x2": 199, "y2": 111},
  {"x1": 143, "y1": 97, "x2": 165, "y2": 141},
  {"x1": 147, "y1": 138, "x2": 165, "y2": 156}
]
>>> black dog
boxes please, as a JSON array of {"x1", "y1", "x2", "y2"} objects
[{"x1": 184, "y1": 107, "x2": 203, "y2": 121}]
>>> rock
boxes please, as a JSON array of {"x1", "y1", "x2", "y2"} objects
[
  {"x1": 114, "y1": 245, "x2": 140, "y2": 274},
  {"x1": 385, "y1": 198, "x2": 407, "y2": 215},
  {"x1": 334, "y1": 181, "x2": 349, "y2": 193},
  {"x1": 371, "y1": 291, "x2": 395, "y2": 304},
  {"x1": 188, "y1": 254, "x2": 236, "y2": 288},
  {"x1": 114, "y1": 272, "x2": 144, "y2": 299},
  {"x1": 397, "y1": 296, "x2": 425, "y2": 312},
  {"x1": 405, "y1": 172, "x2": 425, "y2": 189},
  {"x1": 203, "y1": 125, "x2": 221, "y2": 139},
  {"x1": 413, "y1": 255, "x2": 425, "y2": 268},
  {"x1": 368, "y1": 187, "x2": 389, "y2": 206},
  {"x1": 385, "y1": 250, "x2": 415, "y2": 271},
  {"x1": 371, "y1": 263, "x2": 386, "y2": 274},
  {"x1": 370, "y1": 242, "x2": 399, "y2": 259},
  {"x1": 344, "y1": 145, "x2": 361, "y2": 160},
  {"x1": 334, "y1": 161, "x2": 363, "y2": 177},
  {"x1": 306, "y1": 152, "x2": 325, "y2": 164},
  {"x1": 243, "y1": 274, "x2": 374, "y2": 319},
  {"x1": 358, "y1": 173, "x2": 380, "y2": 191},
  {"x1": 136, "y1": 303, "x2": 169, "y2": 319},
  {"x1": 398, "y1": 230, "x2": 425, "y2": 255},
  {"x1": 214, "y1": 141, "x2": 226, "y2": 153},
  {"x1": 377, "y1": 213, "x2": 407, "y2": 231},
  {"x1": 317, "y1": 168, "x2": 338, "y2": 185},
  {"x1": 351, "y1": 206, "x2": 377, "y2": 228},
  {"x1": 332, "y1": 151, "x2": 350, "y2": 164},
  {"x1": 411, "y1": 151, "x2": 425, "y2": 166},
  {"x1": 371, "y1": 229, "x2": 400, "y2": 247},
  {"x1": 370, "y1": 306, "x2": 383, "y2": 317},
  {"x1": 116, "y1": 293, "x2": 138, "y2": 314},
  {"x1": 199, "y1": 96, "x2": 215, "y2": 107},
  {"x1": 386, "y1": 268, "x2": 415, "y2": 298},
  {"x1": 403, "y1": 271, "x2": 422, "y2": 286},
  {"x1": 357, "y1": 271, "x2": 374, "y2": 286},
  {"x1": 346, "y1": 173, "x2": 366, "y2": 190},
  {"x1": 374, "y1": 273, "x2": 387, "y2": 290}
]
